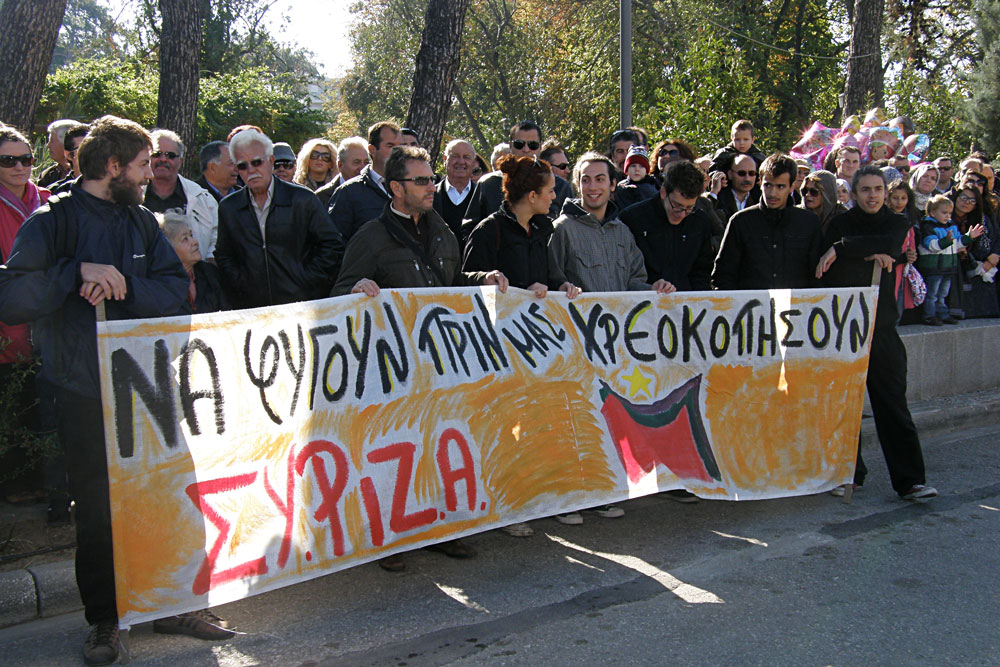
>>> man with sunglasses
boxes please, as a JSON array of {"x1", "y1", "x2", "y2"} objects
[
  {"x1": 712, "y1": 153, "x2": 823, "y2": 290},
  {"x1": 332, "y1": 145, "x2": 506, "y2": 570},
  {"x1": 933, "y1": 156, "x2": 955, "y2": 194},
  {"x1": 462, "y1": 121, "x2": 572, "y2": 239},
  {"x1": 143, "y1": 129, "x2": 220, "y2": 260},
  {"x1": 540, "y1": 139, "x2": 571, "y2": 181},
  {"x1": 215, "y1": 128, "x2": 343, "y2": 308},
  {"x1": 713, "y1": 153, "x2": 761, "y2": 227},
  {"x1": 328, "y1": 121, "x2": 401, "y2": 243},
  {"x1": 48, "y1": 122, "x2": 90, "y2": 194}
]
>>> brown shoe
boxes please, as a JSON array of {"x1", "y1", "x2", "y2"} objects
[
  {"x1": 153, "y1": 608, "x2": 236, "y2": 640},
  {"x1": 425, "y1": 538, "x2": 477, "y2": 559},
  {"x1": 83, "y1": 621, "x2": 119, "y2": 666},
  {"x1": 378, "y1": 553, "x2": 406, "y2": 571}
]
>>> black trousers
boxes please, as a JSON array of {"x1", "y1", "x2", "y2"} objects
[
  {"x1": 56, "y1": 389, "x2": 117, "y2": 625},
  {"x1": 855, "y1": 325, "x2": 926, "y2": 495}
]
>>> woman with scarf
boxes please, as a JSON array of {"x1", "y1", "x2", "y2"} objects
[
  {"x1": 0, "y1": 126, "x2": 50, "y2": 503},
  {"x1": 908, "y1": 163, "x2": 940, "y2": 213},
  {"x1": 798, "y1": 169, "x2": 845, "y2": 233}
]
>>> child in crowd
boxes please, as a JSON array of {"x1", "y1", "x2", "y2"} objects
[
  {"x1": 615, "y1": 146, "x2": 659, "y2": 211},
  {"x1": 836, "y1": 178, "x2": 852, "y2": 208},
  {"x1": 917, "y1": 194, "x2": 985, "y2": 325},
  {"x1": 708, "y1": 119, "x2": 767, "y2": 174}
]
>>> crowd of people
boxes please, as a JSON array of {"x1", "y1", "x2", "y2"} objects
[{"x1": 0, "y1": 109, "x2": 985, "y2": 664}]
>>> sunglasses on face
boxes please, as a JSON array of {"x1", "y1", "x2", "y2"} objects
[
  {"x1": 511, "y1": 139, "x2": 540, "y2": 151},
  {"x1": 310, "y1": 151, "x2": 332, "y2": 162},
  {"x1": 659, "y1": 148, "x2": 680, "y2": 158},
  {"x1": 967, "y1": 178, "x2": 985, "y2": 187},
  {"x1": 802, "y1": 187, "x2": 821, "y2": 197},
  {"x1": 397, "y1": 176, "x2": 434, "y2": 186},
  {"x1": 551, "y1": 162, "x2": 570, "y2": 170},
  {"x1": 236, "y1": 157, "x2": 266, "y2": 171},
  {"x1": 0, "y1": 154, "x2": 33, "y2": 168},
  {"x1": 151, "y1": 151, "x2": 180, "y2": 160},
  {"x1": 734, "y1": 169, "x2": 757, "y2": 178},
  {"x1": 274, "y1": 160, "x2": 295, "y2": 169}
]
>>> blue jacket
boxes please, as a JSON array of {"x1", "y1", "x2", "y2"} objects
[
  {"x1": 327, "y1": 165, "x2": 391, "y2": 243},
  {"x1": 0, "y1": 184, "x2": 188, "y2": 398},
  {"x1": 916, "y1": 216, "x2": 969, "y2": 275}
]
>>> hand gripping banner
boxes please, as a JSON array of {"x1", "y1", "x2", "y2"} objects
[{"x1": 97, "y1": 286, "x2": 875, "y2": 627}]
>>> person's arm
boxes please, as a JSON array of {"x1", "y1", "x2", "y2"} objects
[
  {"x1": 300, "y1": 194, "x2": 345, "y2": 286},
  {"x1": 690, "y1": 223, "x2": 714, "y2": 290},
  {"x1": 117, "y1": 222, "x2": 189, "y2": 318},
  {"x1": 331, "y1": 228, "x2": 378, "y2": 297},
  {"x1": 461, "y1": 219, "x2": 498, "y2": 274},
  {"x1": 212, "y1": 204, "x2": 248, "y2": 305},
  {"x1": 327, "y1": 184, "x2": 358, "y2": 243},
  {"x1": 711, "y1": 219, "x2": 741, "y2": 290},
  {"x1": 0, "y1": 212, "x2": 80, "y2": 324}
]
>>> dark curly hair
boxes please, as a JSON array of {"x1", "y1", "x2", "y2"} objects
[{"x1": 497, "y1": 154, "x2": 552, "y2": 203}]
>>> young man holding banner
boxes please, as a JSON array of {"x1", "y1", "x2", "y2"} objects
[
  {"x1": 0, "y1": 116, "x2": 235, "y2": 665},
  {"x1": 816, "y1": 165, "x2": 937, "y2": 501}
]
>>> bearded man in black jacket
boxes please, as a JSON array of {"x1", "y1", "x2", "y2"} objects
[{"x1": 816, "y1": 165, "x2": 938, "y2": 502}]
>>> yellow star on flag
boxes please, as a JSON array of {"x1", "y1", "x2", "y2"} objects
[{"x1": 624, "y1": 366, "x2": 652, "y2": 399}]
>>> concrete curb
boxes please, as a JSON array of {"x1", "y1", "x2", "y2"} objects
[{"x1": 1, "y1": 389, "x2": 998, "y2": 630}]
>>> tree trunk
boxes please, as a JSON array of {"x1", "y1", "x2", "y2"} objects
[
  {"x1": 405, "y1": 0, "x2": 473, "y2": 164},
  {"x1": 157, "y1": 0, "x2": 203, "y2": 178},
  {"x1": 843, "y1": 0, "x2": 884, "y2": 119},
  {"x1": 0, "y1": 0, "x2": 69, "y2": 135}
]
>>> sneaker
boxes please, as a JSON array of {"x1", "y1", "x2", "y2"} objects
[
  {"x1": 830, "y1": 483, "x2": 859, "y2": 497},
  {"x1": 555, "y1": 512, "x2": 583, "y2": 525},
  {"x1": 153, "y1": 609, "x2": 236, "y2": 640},
  {"x1": 665, "y1": 489, "x2": 700, "y2": 503},
  {"x1": 901, "y1": 484, "x2": 938, "y2": 501},
  {"x1": 83, "y1": 621, "x2": 119, "y2": 666},
  {"x1": 590, "y1": 504, "x2": 624, "y2": 519},
  {"x1": 501, "y1": 522, "x2": 534, "y2": 537}
]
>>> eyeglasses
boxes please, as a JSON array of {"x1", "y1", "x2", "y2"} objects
[
  {"x1": 659, "y1": 148, "x2": 680, "y2": 158},
  {"x1": 0, "y1": 154, "x2": 33, "y2": 168},
  {"x1": 967, "y1": 178, "x2": 986, "y2": 187},
  {"x1": 236, "y1": 158, "x2": 266, "y2": 171},
  {"x1": 957, "y1": 194, "x2": 977, "y2": 203},
  {"x1": 396, "y1": 176, "x2": 434, "y2": 186},
  {"x1": 802, "y1": 187, "x2": 821, "y2": 197},
  {"x1": 310, "y1": 151, "x2": 332, "y2": 162},
  {"x1": 471, "y1": 168, "x2": 483, "y2": 176},
  {"x1": 734, "y1": 169, "x2": 757, "y2": 178},
  {"x1": 274, "y1": 160, "x2": 295, "y2": 169},
  {"x1": 550, "y1": 162, "x2": 570, "y2": 170},
  {"x1": 151, "y1": 151, "x2": 180, "y2": 159},
  {"x1": 666, "y1": 195, "x2": 695, "y2": 214},
  {"x1": 939, "y1": 165, "x2": 954, "y2": 172},
  {"x1": 511, "y1": 139, "x2": 540, "y2": 151}
]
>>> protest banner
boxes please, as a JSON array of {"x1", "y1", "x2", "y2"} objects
[{"x1": 97, "y1": 286, "x2": 875, "y2": 627}]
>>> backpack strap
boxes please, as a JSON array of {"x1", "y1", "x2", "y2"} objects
[{"x1": 46, "y1": 192, "x2": 79, "y2": 260}]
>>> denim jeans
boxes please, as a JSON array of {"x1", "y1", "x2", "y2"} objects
[{"x1": 923, "y1": 273, "x2": 952, "y2": 319}]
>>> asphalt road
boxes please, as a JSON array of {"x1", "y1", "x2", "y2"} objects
[{"x1": 2, "y1": 423, "x2": 998, "y2": 666}]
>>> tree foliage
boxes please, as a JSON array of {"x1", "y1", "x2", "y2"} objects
[{"x1": 965, "y1": 0, "x2": 1000, "y2": 157}]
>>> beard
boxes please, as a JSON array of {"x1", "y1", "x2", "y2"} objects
[{"x1": 108, "y1": 172, "x2": 144, "y2": 206}]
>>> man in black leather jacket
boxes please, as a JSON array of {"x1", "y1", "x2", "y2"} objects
[{"x1": 214, "y1": 129, "x2": 343, "y2": 308}]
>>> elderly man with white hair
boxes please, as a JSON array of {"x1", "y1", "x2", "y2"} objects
[{"x1": 214, "y1": 128, "x2": 343, "y2": 308}]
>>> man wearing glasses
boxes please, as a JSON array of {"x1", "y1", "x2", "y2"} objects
[
  {"x1": 461, "y1": 121, "x2": 572, "y2": 238},
  {"x1": 143, "y1": 129, "x2": 220, "y2": 260},
  {"x1": 933, "y1": 156, "x2": 955, "y2": 194},
  {"x1": 621, "y1": 160, "x2": 715, "y2": 292},
  {"x1": 713, "y1": 153, "x2": 761, "y2": 226},
  {"x1": 48, "y1": 122, "x2": 90, "y2": 194},
  {"x1": 215, "y1": 129, "x2": 343, "y2": 308},
  {"x1": 712, "y1": 153, "x2": 823, "y2": 290}
]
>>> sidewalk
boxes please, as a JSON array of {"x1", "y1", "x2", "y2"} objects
[{"x1": 2, "y1": 388, "x2": 998, "y2": 630}]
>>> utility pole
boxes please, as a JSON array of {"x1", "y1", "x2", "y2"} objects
[{"x1": 620, "y1": 0, "x2": 632, "y2": 129}]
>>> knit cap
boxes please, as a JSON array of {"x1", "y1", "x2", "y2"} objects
[{"x1": 624, "y1": 145, "x2": 650, "y2": 172}]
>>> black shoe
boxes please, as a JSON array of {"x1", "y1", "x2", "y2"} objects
[
  {"x1": 83, "y1": 621, "x2": 119, "y2": 666},
  {"x1": 942, "y1": 316, "x2": 959, "y2": 325},
  {"x1": 153, "y1": 609, "x2": 236, "y2": 640},
  {"x1": 923, "y1": 317, "x2": 943, "y2": 326},
  {"x1": 378, "y1": 554, "x2": 406, "y2": 571},
  {"x1": 47, "y1": 499, "x2": 72, "y2": 525},
  {"x1": 664, "y1": 489, "x2": 700, "y2": 503},
  {"x1": 425, "y1": 538, "x2": 477, "y2": 558}
]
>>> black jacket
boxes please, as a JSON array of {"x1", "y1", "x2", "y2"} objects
[
  {"x1": 462, "y1": 203, "x2": 553, "y2": 289},
  {"x1": 327, "y1": 165, "x2": 391, "y2": 242},
  {"x1": 708, "y1": 143, "x2": 767, "y2": 174},
  {"x1": 187, "y1": 260, "x2": 229, "y2": 314},
  {"x1": 215, "y1": 177, "x2": 343, "y2": 308},
  {"x1": 822, "y1": 205, "x2": 909, "y2": 330},
  {"x1": 0, "y1": 184, "x2": 188, "y2": 398},
  {"x1": 461, "y1": 171, "x2": 572, "y2": 242},
  {"x1": 620, "y1": 196, "x2": 714, "y2": 291},
  {"x1": 432, "y1": 178, "x2": 473, "y2": 244},
  {"x1": 332, "y1": 205, "x2": 489, "y2": 295},
  {"x1": 713, "y1": 186, "x2": 761, "y2": 227},
  {"x1": 712, "y1": 203, "x2": 823, "y2": 290},
  {"x1": 615, "y1": 175, "x2": 660, "y2": 212}
]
